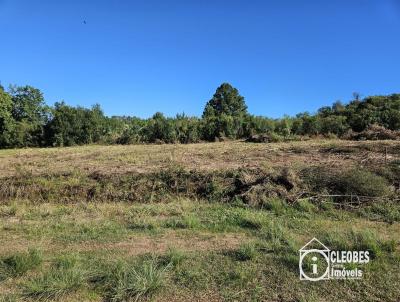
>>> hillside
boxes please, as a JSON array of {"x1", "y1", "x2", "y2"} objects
[{"x1": 0, "y1": 140, "x2": 399, "y2": 301}]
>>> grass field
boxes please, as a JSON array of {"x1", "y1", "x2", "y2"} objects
[{"x1": 0, "y1": 140, "x2": 399, "y2": 301}]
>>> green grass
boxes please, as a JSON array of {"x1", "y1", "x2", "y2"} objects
[
  {"x1": 231, "y1": 242, "x2": 258, "y2": 261},
  {"x1": 22, "y1": 265, "x2": 86, "y2": 300},
  {"x1": 0, "y1": 199, "x2": 398, "y2": 301},
  {"x1": 159, "y1": 247, "x2": 187, "y2": 267},
  {"x1": 91, "y1": 257, "x2": 169, "y2": 302},
  {"x1": 0, "y1": 249, "x2": 42, "y2": 281}
]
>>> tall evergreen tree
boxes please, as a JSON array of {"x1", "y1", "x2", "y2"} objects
[
  {"x1": 202, "y1": 83, "x2": 248, "y2": 140},
  {"x1": 203, "y1": 83, "x2": 248, "y2": 118}
]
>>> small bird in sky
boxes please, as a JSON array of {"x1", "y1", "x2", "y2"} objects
[{"x1": 83, "y1": 20, "x2": 87, "y2": 24}]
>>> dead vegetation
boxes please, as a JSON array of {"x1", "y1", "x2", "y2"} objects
[
  {"x1": 0, "y1": 140, "x2": 398, "y2": 210},
  {"x1": 0, "y1": 140, "x2": 399, "y2": 179}
]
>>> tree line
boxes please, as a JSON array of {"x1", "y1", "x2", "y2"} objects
[{"x1": 0, "y1": 82, "x2": 399, "y2": 148}]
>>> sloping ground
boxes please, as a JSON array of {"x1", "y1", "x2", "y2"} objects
[
  {"x1": 0, "y1": 140, "x2": 399, "y2": 178},
  {"x1": 0, "y1": 141, "x2": 399, "y2": 301}
]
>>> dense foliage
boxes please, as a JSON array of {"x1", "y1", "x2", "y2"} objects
[{"x1": 0, "y1": 83, "x2": 399, "y2": 148}]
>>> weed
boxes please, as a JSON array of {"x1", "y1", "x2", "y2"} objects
[
  {"x1": 53, "y1": 221, "x2": 127, "y2": 243},
  {"x1": 320, "y1": 229, "x2": 395, "y2": 259}
]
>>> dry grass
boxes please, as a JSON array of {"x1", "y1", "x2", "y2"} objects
[{"x1": 0, "y1": 140, "x2": 398, "y2": 178}]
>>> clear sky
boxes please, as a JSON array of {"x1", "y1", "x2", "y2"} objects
[{"x1": 1, "y1": 0, "x2": 399, "y2": 118}]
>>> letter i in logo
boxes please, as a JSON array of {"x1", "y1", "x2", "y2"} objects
[{"x1": 312, "y1": 256, "x2": 318, "y2": 274}]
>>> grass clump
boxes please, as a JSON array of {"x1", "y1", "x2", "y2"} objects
[
  {"x1": 257, "y1": 221, "x2": 296, "y2": 252},
  {"x1": 0, "y1": 294, "x2": 17, "y2": 302},
  {"x1": 262, "y1": 198, "x2": 288, "y2": 215},
  {"x1": 321, "y1": 229, "x2": 395, "y2": 259},
  {"x1": 127, "y1": 218, "x2": 157, "y2": 232},
  {"x1": 53, "y1": 221, "x2": 127, "y2": 243},
  {"x1": 21, "y1": 255, "x2": 86, "y2": 300},
  {"x1": 92, "y1": 258, "x2": 169, "y2": 302},
  {"x1": 358, "y1": 202, "x2": 400, "y2": 223},
  {"x1": 0, "y1": 249, "x2": 42, "y2": 281},
  {"x1": 303, "y1": 167, "x2": 392, "y2": 199},
  {"x1": 294, "y1": 199, "x2": 318, "y2": 213},
  {"x1": 0, "y1": 204, "x2": 17, "y2": 217},
  {"x1": 163, "y1": 214, "x2": 200, "y2": 229},
  {"x1": 233, "y1": 242, "x2": 258, "y2": 261},
  {"x1": 237, "y1": 215, "x2": 264, "y2": 230},
  {"x1": 159, "y1": 247, "x2": 186, "y2": 267}
]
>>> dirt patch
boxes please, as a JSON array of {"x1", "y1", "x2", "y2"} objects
[{"x1": 69, "y1": 232, "x2": 247, "y2": 256}]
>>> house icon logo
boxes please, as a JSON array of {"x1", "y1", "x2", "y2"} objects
[{"x1": 299, "y1": 238, "x2": 330, "y2": 281}]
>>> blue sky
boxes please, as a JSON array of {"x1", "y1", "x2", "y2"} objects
[{"x1": 1, "y1": 0, "x2": 399, "y2": 118}]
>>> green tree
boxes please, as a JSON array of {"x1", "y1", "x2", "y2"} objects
[
  {"x1": 0, "y1": 88, "x2": 15, "y2": 147},
  {"x1": 143, "y1": 112, "x2": 176, "y2": 143},
  {"x1": 202, "y1": 83, "x2": 248, "y2": 140},
  {"x1": 203, "y1": 83, "x2": 247, "y2": 118},
  {"x1": 44, "y1": 102, "x2": 105, "y2": 146},
  {"x1": 9, "y1": 85, "x2": 49, "y2": 146}
]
